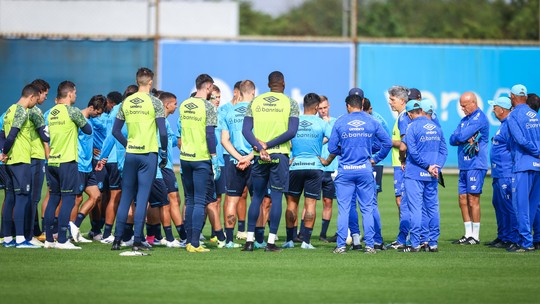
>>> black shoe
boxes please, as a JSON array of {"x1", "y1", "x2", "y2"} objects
[
  {"x1": 349, "y1": 244, "x2": 363, "y2": 251},
  {"x1": 427, "y1": 246, "x2": 439, "y2": 252},
  {"x1": 265, "y1": 243, "x2": 282, "y2": 252},
  {"x1": 464, "y1": 237, "x2": 480, "y2": 245},
  {"x1": 241, "y1": 241, "x2": 254, "y2": 252},
  {"x1": 374, "y1": 243, "x2": 386, "y2": 251},
  {"x1": 319, "y1": 235, "x2": 330, "y2": 243},
  {"x1": 400, "y1": 245, "x2": 420, "y2": 252},
  {"x1": 507, "y1": 244, "x2": 535, "y2": 252},
  {"x1": 506, "y1": 243, "x2": 520, "y2": 252},
  {"x1": 293, "y1": 235, "x2": 304, "y2": 243},
  {"x1": 326, "y1": 234, "x2": 337, "y2": 243},
  {"x1": 111, "y1": 239, "x2": 121, "y2": 251},
  {"x1": 452, "y1": 236, "x2": 468, "y2": 244},
  {"x1": 419, "y1": 242, "x2": 429, "y2": 252},
  {"x1": 534, "y1": 242, "x2": 540, "y2": 250},
  {"x1": 132, "y1": 242, "x2": 152, "y2": 251},
  {"x1": 386, "y1": 241, "x2": 406, "y2": 250},
  {"x1": 485, "y1": 238, "x2": 502, "y2": 246},
  {"x1": 493, "y1": 241, "x2": 510, "y2": 249}
]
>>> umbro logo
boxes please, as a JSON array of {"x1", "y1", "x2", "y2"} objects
[
  {"x1": 130, "y1": 97, "x2": 144, "y2": 105},
  {"x1": 299, "y1": 120, "x2": 312, "y2": 128},
  {"x1": 347, "y1": 120, "x2": 365, "y2": 128},
  {"x1": 184, "y1": 102, "x2": 198, "y2": 110},
  {"x1": 50, "y1": 109, "x2": 60, "y2": 116},
  {"x1": 263, "y1": 96, "x2": 279, "y2": 103},
  {"x1": 526, "y1": 111, "x2": 537, "y2": 119},
  {"x1": 423, "y1": 124, "x2": 436, "y2": 131},
  {"x1": 234, "y1": 106, "x2": 247, "y2": 114}
]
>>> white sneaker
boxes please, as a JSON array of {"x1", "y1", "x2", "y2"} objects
[
  {"x1": 178, "y1": 239, "x2": 187, "y2": 248},
  {"x1": 301, "y1": 241, "x2": 316, "y2": 249},
  {"x1": 236, "y1": 231, "x2": 247, "y2": 240},
  {"x1": 199, "y1": 233, "x2": 206, "y2": 241},
  {"x1": 30, "y1": 237, "x2": 45, "y2": 247},
  {"x1": 77, "y1": 234, "x2": 92, "y2": 243},
  {"x1": 91, "y1": 233, "x2": 103, "y2": 241},
  {"x1": 166, "y1": 239, "x2": 182, "y2": 248},
  {"x1": 217, "y1": 239, "x2": 227, "y2": 248},
  {"x1": 69, "y1": 222, "x2": 81, "y2": 242},
  {"x1": 141, "y1": 240, "x2": 152, "y2": 248},
  {"x1": 159, "y1": 238, "x2": 168, "y2": 246},
  {"x1": 56, "y1": 241, "x2": 81, "y2": 250},
  {"x1": 100, "y1": 235, "x2": 115, "y2": 244},
  {"x1": 44, "y1": 241, "x2": 56, "y2": 249},
  {"x1": 121, "y1": 237, "x2": 134, "y2": 247}
]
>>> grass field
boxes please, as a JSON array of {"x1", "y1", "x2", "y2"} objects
[{"x1": 1, "y1": 173, "x2": 539, "y2": 304}]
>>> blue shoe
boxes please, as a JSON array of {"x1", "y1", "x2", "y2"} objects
[
  {"x1": 3, "y1": 240, "x2": 16, "y2": 248},
  {"x1": 254, "y1": 241, "x2": 267, "y2": 249},
  {"x1": 300, "y1": 242, "x2": 316, "y2": 249},
  {"x1": 16, "y1": 240, "x2": 41, "y2": 249},
  {"x1": 282, "y1": 240, "x2": 295, "y2": 248}
]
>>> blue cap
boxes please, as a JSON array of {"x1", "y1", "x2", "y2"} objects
[
  {"x1": 406, "y1": 100, "x2": 422, "y2": 112},
  {"x1": 420, "y1": 99, "x2": 435, "y2": 114},
  {"x1": 511, "y1": 84, "x2": 527, "y2": 97},
  {"x1": 348, "y1": 88, "x2": 364, "y2": 98},
  {"x1": 408, "y1": 88, "x2": 421, "y2": 101},
  {"x1": 488, "y1": 96, "x2": 512, "y2": 110}
]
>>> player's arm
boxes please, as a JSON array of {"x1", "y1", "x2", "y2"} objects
[
  {"x1": 221, "y1": 129, "x2": 242, "y2": 162},
  {"x1": 266, "y1": 98, "x2": 300, "y2": 149},
  {"x1": 405, "y1": 129, "x2": 430, "y2": 170},
  {"x1": 112, "y1": 105, "x2": 127, "y2": 147},
  {"x1": 450, "y1": 120, "x2": 481, "y2": 145},
  {"x1": 437, "y1": 131, "x2": 448, "y2": 168},
  {"x1": 507, "y1": 113, "x2": 540, "y2": 158},
  {"x1": 2, "y1": 127, "x2": 20, "y2": 155},
  {"x1": 372, "y1": 122, "x2": 392, "y2": 164},
  {"x1": 29, "y1": 110, "x2": 50, "y2": 143},
  {"x1": 242, "y1": 101, "x2": 264, "y2": 152},
  {"x1": 2, "y1": 107, "x2": 26, "y2": 155}
]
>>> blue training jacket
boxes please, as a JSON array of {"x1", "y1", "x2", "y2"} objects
[
  {"x1": 490, "y1": 118, "x2": 513, "y2": 178},
  {"x1": 449, "y1": 108, "x2": 489, "y2": 170},
  {"x1": 507, "y1": 104, "x2": 540, "y2": 173}
]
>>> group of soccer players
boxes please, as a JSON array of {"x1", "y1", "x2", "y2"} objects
[{"x1": 1, "y1": 67, "x2": 539, "y2": 254}]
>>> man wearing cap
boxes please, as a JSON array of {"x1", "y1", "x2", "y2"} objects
[
  {"x1": 488, "y1": 96, "x2": 518, "y2": 248},
  {"x1": 506, "y1": 84, "x2": 540, "y2": 252},
  {"x1": 322, "y1": 92, "x2": 391, "y2": 254},
  {"x1": 386, "y1": 85, "x2": 411, "y2": 250},
  {"x1": 449, "y1": 92, "x2": 489, "y2": 245},
  {"x1": 400, "y1": 99, "x2": 447, "y2": 252}
]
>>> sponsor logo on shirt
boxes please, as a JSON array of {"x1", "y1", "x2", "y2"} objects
[
  {"x1": 423, "y1": 124, "x2": 436, "y2": 131},
  {"x1": 299, "y1": 120, "x2": 312, "y2": 128},
  {"x1": 292, "y1": 161, "x2": 316, "y2": 167},
  {"x1": 50, "y1": 109, "x2": 60, "y2": 116},
  {"x1": 130, "y1": 97, "x2": 144, "y2": 105},
  {"x1": 343, "y1": 164, "x2": 366, "y2": 170},
  {"x1": 342, "y1": 132, "x2": 372, "y2": 138},
  {"x1": 128, "y1": 144, "x2": 146, "y2": 150},
  {"x1": 473, "y1": 113, "x2": 480, "y2": 120},
  {"x1": 234, "y1": 106, "x2": 247, "y2": 114},
  {"x1": 263, "y1": 96, "x2": 279, "y2": 104},
  {"x1": 526, "y1": 111, "x2": 537, "y2": 119},
  {"x1": 255, "y1": 105, "x2": 283, "y2": 113},
  {"x1": 420, "y1": 172, "x2": 431, "y2": 177},
  {"x1": 347, "y1": 120, "x2": 365, "y2": 128},
  {"x1": 533, "y1": 162, "x2": 540, "y2": 167},
  {"x1": 181, "y1": 151, "x2": 196, "y2": 158},
  {"x1": 419, "y1": 135, "x2": 441, "y2": 142},
  {"x1": 258, "y1": 158, "x2": 280, "y2": 165},
  {"x1": 471, "y1": 185, "x2": 477, "y2": 191}
]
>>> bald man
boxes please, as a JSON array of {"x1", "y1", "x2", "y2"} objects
[{"x1": 449, "y1": 92, "x2": 489, "y2": 245}]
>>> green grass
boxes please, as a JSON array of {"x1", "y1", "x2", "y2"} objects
[{"x1": 1, "y1": 173, "x2": 539, "y2": 304}]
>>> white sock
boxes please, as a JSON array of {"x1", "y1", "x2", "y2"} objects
[
  {"x1": 472, "y1": 222, "x2": 480, "y2": 240},
  {"x1": 352, "y1": 233, "x2": 361, "y2": 245},
  {"x1": 464, "y1": 221, "x2": 473, "y2": 237},
  {"x1": 247, "y1": 232, "x2": 254, "y2": 242},
  {"x1": 4, "y1": 236, "x2": 13, "y2": 243},
  {"x1": 16, "y1": 235, "x2": 25, "y2": 244},
  {"x1": 268, "y1": 233, "x2": 277, "y2": 244}
]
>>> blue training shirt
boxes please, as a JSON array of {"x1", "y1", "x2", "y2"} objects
[
  {"x1": 320, "y1": 117, "x2": 338, "y2": 172},
  {"x1": 90, "y1": 114, "x2": 108, "y2": 160},
  {"x1": 403, "y1": 116, "x2": 448, "y2": 181},
  {"x1": 507, "y1": 104, "x2": 540, "y2": 173},
  {"x1": 163, "y1": 119, "x2": 175, "y2": 170},
  {"x1": 290, "y1": 114, "x2": 331, "y2": 171},
  {"x1": 218, "y1": 103, "x2": 233, "y2": 156},
  {"x1": 100, "y1": 103, "x2": 121, "y2": 163},
  {"x1": 78, "y1": 116, "x2": 94, "y2": 173},
  {"x1": 490, "y1": 118, "x2": 513, "y2": 178},
  {"x1": 222, "y1": 101, "x2": 253, "y2": 157},
  {"x1": 449, "y1": 108, "x2": 489, "y2": 170},
  {"x1": 328, "y1": 111, "x2": 391, "y2": 174}
]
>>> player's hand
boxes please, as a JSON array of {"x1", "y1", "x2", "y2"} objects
[
  {"x1": 158, "y1": 149, "x2": 168, "y2": 169},
  {"x1": 93, "y1": 148, "x2": 101, "y2": 157},
  {"x1": 257, "y1": 139, "x2": 268, "y2": 150},
  {"x1": 428, "y1": 164, "x2": 440, "y2": 178},
  {"x1": 401, "y1": 162, "x2": 406, "y2": 171},
  {"x1": 0, "y1": 153, "x2": 7, "y2": 163},
  {"x1": 95, "y1": 159, "x2": 107, "y2": 171},
  {"x1": 211, "y1": 155, "x2": 221, "y2": 180},
  {"x1": 260, "y1": 149, "x2": 271, "y2": 162},
  {"x1": 370, "y1": 159, "x2": 376, "y2": 167},
  {"x1": 318, "y1": 156, "x2": 330, "y2": 166}
]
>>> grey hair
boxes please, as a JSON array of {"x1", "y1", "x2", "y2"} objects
[{"x1": 388, "y1": 85, "x2": 409, "y2": 101}]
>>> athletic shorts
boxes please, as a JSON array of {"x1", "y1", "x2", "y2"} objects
[
  {"x1": 287, "y1": 169, "x2": 323, "y2": 199},
  {"x1": 252, "y1": 154, "x2": 290, "y2": 193},
  {"x1": 48, "y1": 161, "x2": 81, "y2": 195},
  {"x1": 148, "y1": 178, "x2": 170, "y2": 208},
  {"x1": 206, "y1": 174, "x2": 217, "y2": 203},
  {"x1": 77, "y1": 171, "x2": 99, "y2": 195},
  {"x1": 92, "y1": 158, "x2": 107, "y2": 192},
  {"x1": 0, "y1": 165, "x2": 7, "y2": 190},
  {"x1": 321, "y1": 171, "x2": 336, "y2": 199},
  {"x1": 373, "y1": 165, "x2": 384, "y2": 193},
  {"x1": 458, "y1": 169, "x2": 487, "y2": 195},
  {"x1": 393, "y1": 166, "x2": 404, "y2": 197},
  {"x1": 214, "y1": 165, "x2": 226, "y2": 196},
  {"x1": 6, "y1": 163, "x2": 32, "y2": 194},
  {"x1": 225, "y1": 156, "x2": 252, "y2": 197},
  {"x1": 161, "y1": 167, "x2": 178, "y2": 193},
  {"x1": 105, "y1": 162, "x2": 122, "y2": 190}
]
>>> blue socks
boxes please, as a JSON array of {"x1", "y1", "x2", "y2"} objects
[
  {"x1": 225, "y1": 228, "x2": 234, "y2": 243},
  {"x1": 238, "y1": 220, "x2": 245, "y2": 232},
  {"x1": 176, "y1": 224, "x2": 187, "y2": 240},
  {"x1": 320, "y1": 219, "x2": 330, "y2": 237},
  {"x1": 74, "y1": 213, "x2": 85, "y2": 227},
  {"x1": 255, "y1": 227, "x2": 265, "y2": 243}
]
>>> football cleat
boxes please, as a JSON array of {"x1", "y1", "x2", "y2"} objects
[
  {"x1": 236, "y1": 231, "x2": 247, "y2": 240},
  {"x1": 3, "y1": 240, "x2": 16, "y2": 248},
  {"x1": 30, "y1": 237, "x2": 45, "y2": 247},
  {"x1": 217, "y1": 239, "x2": 227, "y2": 249},
  {"x1": 507, "y1": 245, "x2": 535, "y2": 253},
  {"x1": 364, "y1": 247, "x2": 377, "y2": 254},
  {"x1": 264, "y1": 243, "x2": 282, "y2": 252},
  {"x1": 332, "y1": 246, "x2": 346, "y2": 254},
  {"x1": 16, "y1": 240, "x2": 41, "y2": 249},
  {"x1": 36, "y1": 233, "x2": 47, "y2": 242},
  {"x1": 374, "y1": 243, "x2": 386, "y2": 251},
  {"x1": 300, "y1": 242, "x2": 316, "y2": 250},
  {"x1": 386, "y1": 241, "x2": 406, "y2": 250},
  {"x1": 282, "y1": 240, "x2": 295, "y2": 248},
  {"x1": 87, "y1": 231, "x2": 103, "y2": 241},
  {"x1": 254, "y1": 241, "x2": 267, "y2": 249},
  {"x1": 100, "y1": 235, "x2": 115, "y2": 244},
  {"x1": 350, "y1": 244, "x2": 363, "y2": 251},
  {"x1": 44, "y1": 241, "x2": 56, "y2": 249},
  {"x1": 242, "y1": 241, "x2": 254, "y2": 252},
  {"x1": 428, "y1": 246, "x2": 439, "y2": 252},
  {"x1": 166, "y1": 240, "x2": 183, "y2": 248},
  {"x1": 452, "y1": 236, "x2": 469, "y2": 244},
  {"x1": 485, "y1": 238, "x2": 502, "y2": 246},
  {"x1": 187, "y1": 244, "x2": 210, "y2": 253},
  {"x1": 55, "y1": 241, "x2": 81, "y2": 250},
  {"x1": 400, "y1": 246, "x2": 421, "y2": 252},
  {"x1": 224, "y1": 241, "x2": 242, "y2": 249},
  {"x1": 464, "y1": 237, "x2": 480, "y2": 245},
  {"x1": 111, "y1": 239, "x2": 122, "y2": 251}
]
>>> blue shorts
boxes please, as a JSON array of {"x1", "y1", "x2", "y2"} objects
[
  {"x1": 0, "y1": 165, "x2": 7, "y2": 190},
  {"x1": 321, "y1": 171, "x2": 336, "y2": 199},
  {"x1": 92, "y1": 158, "x2": 107, "y2": 192},
  {"x1": 252, "y1": 154, "x2": 290, "y2": 193},
  {"x1": 77, "y1": 171, "x2": 99, "y2": 194},
  {"x1": 458, "y1": 169, "x2": 487, "y2": 195},
  {"x1": 225, "y1": 156, "x2": 252, "y2": 197},
  {"x1": 373, "y1": 165, "x2": 383, "y2": 193},
  {"x1": 48, "y1": 161, "x2": 81, "y2": 195},
  {"x1": 105, "y1": 162, "x2": 122, "y2": 190},
  {"x1": 31, "y1": 158, "x2": 46, "y2": 202},
  {"x1": 215, "y1": 165, "x2": 226, "y2": 196},
  {"x1": 393, "y1": 167, "x2": 404, "y2": 197},
  {"x1": 6, "y1": 163, "x2": 32, "y2": 194},
  {"x1": 148, "y1": 178, "x2": 170, "y2": 208},
  {"x1": 288, "y1": 169, "x2": 323, "y2": 199},
  {"x1": 161, "y1": 167, "x2": 178, "y2": 193}
]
